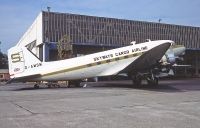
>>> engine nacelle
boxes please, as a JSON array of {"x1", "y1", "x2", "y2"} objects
[
  {"x1": 160, "y1": 54, "x2": 176, "y2": 65},
  {"x1": 160, "y1": 45, "x2": 185, "y2": 65},
  {"x1": 166, "y1": 53, "x2": 176, "y2": 64}
]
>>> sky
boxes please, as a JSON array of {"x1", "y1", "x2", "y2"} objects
[{"x1": 0, "y1": 0, "x2": 200, "y2": 54}]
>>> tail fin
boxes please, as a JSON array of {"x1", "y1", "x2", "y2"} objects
[{"x1": 8, "y1": 46, "x2": 41, "y2": 78}]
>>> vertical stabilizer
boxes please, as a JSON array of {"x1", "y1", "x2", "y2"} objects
[{"x1": 8, "y1": 47, "x2": 41, "y2": 78}]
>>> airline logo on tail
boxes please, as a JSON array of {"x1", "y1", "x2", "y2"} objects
[
  {"x1": 11, "y1": 52, "x2": 24, "y2": 63},
  {"x1": 8, "y1": 49, "x2": 25, "y2": 75}
]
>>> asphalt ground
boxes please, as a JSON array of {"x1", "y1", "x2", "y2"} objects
[{"x1": 0, "y1": 78, "x2": 200, "y2": 128}]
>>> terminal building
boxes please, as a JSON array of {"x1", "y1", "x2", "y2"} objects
[{"x1": 16, "y1": 11, "x2": 200, "y2": 76}]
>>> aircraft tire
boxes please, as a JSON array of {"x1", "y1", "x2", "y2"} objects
[{"x1": 147, "y1": 77, "x2": 158, "y2": 86}]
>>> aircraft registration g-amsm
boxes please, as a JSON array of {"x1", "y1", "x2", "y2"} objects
[{"x1": 8, "y1": 40, "x2": 174, "y2": 88}]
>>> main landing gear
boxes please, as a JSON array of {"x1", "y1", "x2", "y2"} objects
[
  {"x1": 132, "y1": 74, "x2": 142, "y2": 88},
  {"x1": 131, "y1": 70, "x2": 158, "y2": 88},
  {"x1": 146, "y1": 72, "x2": 158, "y2": 86}
]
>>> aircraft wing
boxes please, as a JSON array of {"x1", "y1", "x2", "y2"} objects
[{"x1": 120, "y1": 43, "x2": 171, "y2": 73}]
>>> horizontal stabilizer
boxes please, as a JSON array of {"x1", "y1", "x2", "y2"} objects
[{"x1": 6, "y1": 74, "x2": 41, "y2": 84}]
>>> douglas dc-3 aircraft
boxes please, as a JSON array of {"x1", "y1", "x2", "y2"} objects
[{"x1": 8, "y1": 40, "x2": 174, "y2": 88}]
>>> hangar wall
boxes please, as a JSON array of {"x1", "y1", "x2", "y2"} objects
[{"x1": 42, "y1": 11, "x2": 200, "y2": 49}]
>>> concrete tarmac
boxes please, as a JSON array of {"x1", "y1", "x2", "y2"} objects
[{"x1": 0, "y1": 78, "x2": 200, "y2": 128}]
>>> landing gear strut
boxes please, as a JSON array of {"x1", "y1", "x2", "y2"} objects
[
  {"x1": 131, "y1": 70, "x2": 159, "y2": 87},
  {"x1": 146, "y1": 72, "x2": 158, "y2": 86},
  {"x1": 132, "y1": 74, "x2": 142, "y2": 88}
]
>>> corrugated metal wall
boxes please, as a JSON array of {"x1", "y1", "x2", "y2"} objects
[{"x1": 43, "y1": 11, "x2": 200, "y2": 49}]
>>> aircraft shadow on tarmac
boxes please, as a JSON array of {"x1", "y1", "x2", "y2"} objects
[
  {"x1": 13, "y1": 86, "x2": 71, "y2": 91},
  {"x1": 89, "y1": 82, "x2": 182, "y2": 93},
  {"x1": 3, "y1": 79, "x2": 200, "y2": 93},
  {"x1": 84, "y1": 79, "x2": 200, "y2": 93},
  {"x1": 1, "y1": 83, "x2": 179, "y2": 92}
]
